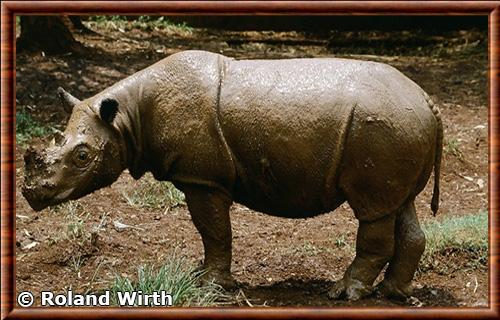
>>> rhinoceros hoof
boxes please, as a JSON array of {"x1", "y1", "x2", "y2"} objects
[
  {"x1": 328, "y1": 278, "x2": 372, "y2": 301},
  {"x1": 200, "y1": 270, "x2": 237, "y2": 290},
  {"x1": 375, "y1": 280, "x2": 412, "y2": 301}
]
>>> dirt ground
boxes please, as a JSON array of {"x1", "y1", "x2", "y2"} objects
[{"x1": 15, "y1": 24, "x2": 488, "y2": 307}]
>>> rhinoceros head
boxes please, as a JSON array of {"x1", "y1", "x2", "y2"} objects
[{"x1": 22, "y1": 88, "x2": 127, "y2": 211}]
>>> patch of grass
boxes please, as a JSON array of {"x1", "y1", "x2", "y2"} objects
[
  {"x1": 16, "y1": 110, "x2": 52, "y2": 145},
  {"x1": 49, "y1": 200, "x2": 83, "y2": 215},
  {"x1": 444, "y1": 137, "x2": 464, "y2": 160},
  {"x1": 419, "y1": 211, "x2": 488, "y2": 271},
  {"x1": 70, "y1": 254, "x2": 85, "y2": 275},
  {"x1": 15, "y1": 16, "x2": 20, "y2": 34},
  {"x1": 49, "y1": 201, "x2": 90, "y2": 243},
  {"x1": 122, "y1": 174, "x2": 185, "y2": 210},
  {"x1": 67, "y1": 218, "x2": 86, "y2": 240},
  {"x1": 86, "y1": 15, "x2": 192, "y2": 34},
  {"x1": 108, "y1": 255, "x2": 226, "y2": 306},
  {"x1": 335, "y1": 235, "x2": 348, "y2": 248},
  {"x1": 87, "y1": 15, "x2": 126, "y2": 23},
  {"x1": 48, "y1": 201, "x2": 97, "y2": 275}
]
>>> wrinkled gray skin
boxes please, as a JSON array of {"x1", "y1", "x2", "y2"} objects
[{"x1": 23, "y1": 50, "x2": 443, "y2": 301}]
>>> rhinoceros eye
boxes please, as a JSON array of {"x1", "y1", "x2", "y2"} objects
[{"x1": 72, "y1": 145, "x2": 92, "y2": 168}]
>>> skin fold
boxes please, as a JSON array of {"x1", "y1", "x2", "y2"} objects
[{"x1": 22, "y1": 50, "x2": 443, "y2": 301}]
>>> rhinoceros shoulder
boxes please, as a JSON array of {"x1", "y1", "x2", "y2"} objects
[{"x1": 156, "y1": 50, "x2": 224, "y2": 67}]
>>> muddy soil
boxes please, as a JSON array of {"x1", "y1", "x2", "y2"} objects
[{"x1": 15, "y1": 25, "x2": 488, "y2": 307}]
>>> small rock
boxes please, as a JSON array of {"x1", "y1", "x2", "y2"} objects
[
  {"x1": 22, "y1": 241, "x2": 38, "y2": 250},
  {"x1": 477, "y1": 178, "x2": 485, "y2": 189},
  {"x1": 18, "y1": 273, "x2": 31, "y2": 280},
  {"x1": 113, "y1": 220, "x2": 144, "y2": 232},
  {"x1": 408, "y1": 296, "x2": 424, "y2": 307}
]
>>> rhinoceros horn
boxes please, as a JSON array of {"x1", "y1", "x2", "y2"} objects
[{"x1": 57, "y1": 87, "x2": 81, "y2": 113}]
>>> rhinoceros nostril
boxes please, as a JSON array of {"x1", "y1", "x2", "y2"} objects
[
  {"x1": 24, "y1": 147, "x2": 46, "y2": 165},
  {"x1": 24, "y1": 148, "x2": 36, "y2": 164},
  {"x1": 22, "y1": 184, "x2": 35, "y2": 192},
  {"x1": 25, "y1": 146, "x2": 36, "y2": 154}
]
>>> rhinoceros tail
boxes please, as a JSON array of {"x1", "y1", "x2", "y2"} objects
[{"x1": 426, "y1": 94, "x2": 443, "y2": 216}]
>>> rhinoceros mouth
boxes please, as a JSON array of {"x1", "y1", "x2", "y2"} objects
[
  {"x1": 22, "y1": 185, "x2": 76, "y2": 212},
  {"x1": 22, "y1": 189, "x2": 52, "y2": 211},
  {"x1": 54, "y1": 187, "x2": 75, "y2": 200}
]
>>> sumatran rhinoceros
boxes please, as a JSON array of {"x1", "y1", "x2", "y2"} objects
[{"x1": 22, "y1": 50, "x2": 442, "y2": 301}]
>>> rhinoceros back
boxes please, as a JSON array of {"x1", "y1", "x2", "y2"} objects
[{"x1": 219, "y1": 57, "x2": 435, "y2": 218}]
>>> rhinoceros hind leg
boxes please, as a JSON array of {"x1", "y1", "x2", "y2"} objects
[
  {"x1": 328, "y1": 213, "x2": 396, "y2": 301},
  {"x1": 377, "y1": 200, "x2": 425, "y2": 300},
  {"x1": 184, "y1": 186, "x2": 236, "y2": 290}
]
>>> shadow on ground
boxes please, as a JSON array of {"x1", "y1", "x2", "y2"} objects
[{"x1": 235, "y1": 278, "x2": 459, "y2": 307}]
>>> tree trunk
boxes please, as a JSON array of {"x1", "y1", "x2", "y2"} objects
[
  {"x1": 17, "y1": 16, "x2": 82, "y2": 55},
  {"x1": 68, "y1": 16, "x2": 95, "y2": 34}
]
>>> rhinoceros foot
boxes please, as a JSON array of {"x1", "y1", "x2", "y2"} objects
[
  {"x1": 375, "y1": 279, "x2": 413, "y2": 301},
  {"x1": 327, "y1": 278, "x2": 372, "y2": 301},
  {"x1": 200, "y1": 269, "x2": 237, "y2": 290}
]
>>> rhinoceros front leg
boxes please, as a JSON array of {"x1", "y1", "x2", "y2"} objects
[
  {"x1": 184, "y1": 186, "x2": 236, "y2": 289},
  {"x1": 328, "y1": 213, "x2": 396, "y2": 301}
]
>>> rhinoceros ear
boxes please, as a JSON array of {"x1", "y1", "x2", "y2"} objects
[
  {"x1": 57, "y1": 87, "x2": 80, "y2": 113},
  {"x1": 99, "y1": 98, "x2": 119, "y2": 124}
]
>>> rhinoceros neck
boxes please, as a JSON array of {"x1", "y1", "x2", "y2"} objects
[{"x1": 102, "y1": 71, "x2": 156, "y2": 179}]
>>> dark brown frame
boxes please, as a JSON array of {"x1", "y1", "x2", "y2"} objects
[{"x1": 1, "y1": 1, "x2": 499, "y2": 319}]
